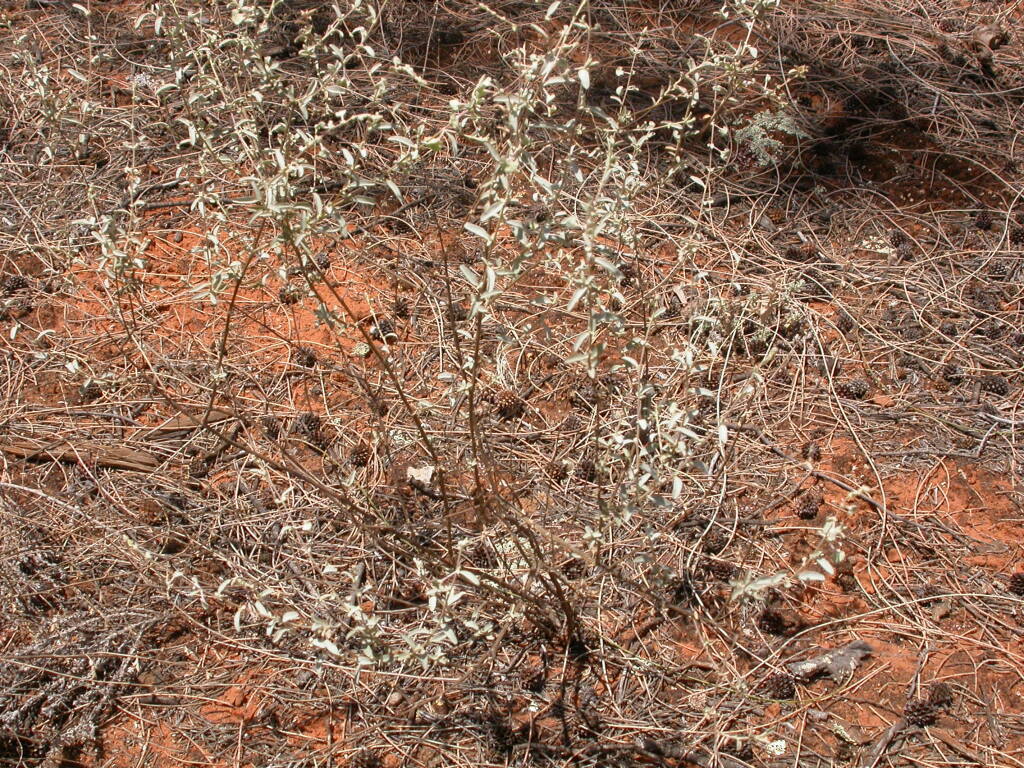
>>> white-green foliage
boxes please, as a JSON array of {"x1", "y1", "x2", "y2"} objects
[
  {"x1": 74, "y1": 0, "x2": 803, "y2": 673},
  {"x1": 731, "y1": 516, "x2": 846, "y2": 601},
  {"x1": 734, "y1": 108, "x2": 809, "y2": 165}
]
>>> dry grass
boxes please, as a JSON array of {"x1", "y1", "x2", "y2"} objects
[{"x1": 0, "y1": 0, "x2": 1022, "y2": 767}]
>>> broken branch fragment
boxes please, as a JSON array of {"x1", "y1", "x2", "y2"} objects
[
  {"x1": 1, "y1": 437, "x2": 159, "y2": 471},
  {"x1": 786, "y1": 639, "x2": 873, "y2": 684}
]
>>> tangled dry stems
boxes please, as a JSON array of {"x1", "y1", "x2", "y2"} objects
[{"x1": 0, "y1": 0, "x2": 1021, "y2": 766}]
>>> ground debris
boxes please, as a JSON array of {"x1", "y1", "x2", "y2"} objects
[{"x1": 786, "y1": 640, "x2": 874, "y2": 684}]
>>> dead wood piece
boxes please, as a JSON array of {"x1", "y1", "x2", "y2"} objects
[
  {"x1": 929, "y1": 728, "x2": 985, "y2": 764},
  {"x1": 858, "y1": 718, "x2": 908, "y2": 768},
  {"x1": 973, "y1": 24, "x2": 1007, "y2": 52},
  {"x1": 1, "y1": 437, "x2": 159, "y2": 471},
  {"x1": 136, "y1": 407, "x2": 236, "y2": 439},
  {"x1": 787, "y1": 639, "x2": 873, "y2": 684}
]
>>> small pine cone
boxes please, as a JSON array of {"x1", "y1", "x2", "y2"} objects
[
  {"x1": 349, "y1": 749, "x2": 382, "y2": 768},
  {"x1": 575, "y1": 457, "x2": 596, "y2": 483},
  {"x1": 577, "y1": 687, "x2": 602, "y2": 733},
  {"x1": 897, "y1": 352, "x2": 924, "y2": 372},
  {"x1": 549, "y1": 460, "x2": 569, "y2": 481},
  {"x1": 797, "y1": 267, "x2": 832, "y2": 300},
  {"x1": 835, "y1": 739, "x2": 857, "y2": 763},
  {"x1": 703, "y1": 559, "x2": 737, "y2": 581},
  {"x1": 721, "y1": 740, "x2": 754, "y2": 761},
  {"x1": 370, "y1": 317, "x2": 396, "y2": 341},
  {"x1": 989, "y1": 261, "x2": 1010, "y2": 280},
  {"x1": 835, "y1": 310, "x2": 855, "y2": 335},
  {"x1": 392, "y1": 297, "x2": 410, "y2": 318},
  {"x1": 293, "y1": 411, "x2": 322, "y2": 440},
  {"x1": 701, "y1": 530, "x2": 729, "y2": 555},
  {"x1": 2, "y1": 274, "x2": 29, "y2": 294},
  {"x1": 895, "y1": 241, "x2": 915, "y2": 261},
  {"x1": 278, "y1": 282, "x2": 303, "y2": 304},
  {"x1": 188, "y1": 456, "x2": 211, "y2": 479},
  {"x1": 79, "y1": 381, "x2": 102, "y2": 402},
  {"x1": 927, "y1": 682, "x2": 954, "y2": 709},
  {"x1": 1008, "y1": 572, "x2": 1024, "y2": 596},
  {"x1": 897, "y1": 318, "x2": 924, "y2": 341},
  {"x1": 312, "y1": 430, "x2": 333, "y2": 450},
  {"x1": 759, "y1": 672, "x2": 796, "y2": 700},
  {"x1": 293, "y1": 346, "x2": 317, "y2": 368},
  {"x1": 939, "y1": 319, "x2": 960, "y2": 337},
  {"x1": 349, "y1": 441, "x2": 371, "y2": 467},
  {"x1": 573, "y1": 381, "x2": 600, "y2": 410},
  {"x1": 469, "y1": 542, "x2": 498, "y2": 569},
  {"x1": 694, "y1": 397, "x2": 717, "y2": 421},
  {"x1": 785, "y1": 243, "x2": 818, "y2": 262},
  {"x1": 521, "y1": 664, "x2": 546, "y2": 693},
  {"x1": 568, "y1": 632, "x2": 593, "y2": 662},
  {"x1": 904, "y1": 698, "x2": 938, "y2": 727},
  {"x1": 261, "y1": 415, "x2": 281, "y2": 440},
  {"x1": 796, "y1": 489, "x2": 822, "y2": 520},
  {"x1": 668, "y1": 572, "x2": 696, "y2": 605},
  {"x1": 817, "y1": 355, "x2": 842, "y2": 378},
  {"x1": 979, "y1": 374, "x2": 1009, "y2": 396},
  {"x1": 560, "y1": 557, "x2": 587, "y2": 580},
  {"x1": 937, "y1": 18, "x2": 957, "y2": 33},
  {"x1": 834, "y1": 560, "x2": 858, "y2": 593},
  {"x1": 970, "y1": 287, "x2": 1000, "y2": 313},
  {"x1": 486, "y1": 718, "x2": 518, "y2": 755},
  {"x1": 494, "y1": 389, "x2": 524, "y2": 420},
  {"x1": 618, "y1": 261, "x2": 637, "y2": 285},
  {"x1": 736, "y1": 328, "x2": 765, "y2": 357},
  {"x1": 889, "y1": 230, "x2": 909, "y2": 250},
  {"x1": 757, "y1": 607, "x2": 792, "y2": 636},
  {"x1": 1010, "y1": 226, "x2": 1024, "y2": 247},
  {"x1": 834, "y1": 378, "x2": 869, "y2": 399},
  {"x1": 778, "y1": 312, "x2": 804, "y2": 340},
  {"x1": 662, "y1": 292, "x2": 682, "y2": 319},
  {"x1": 802, "y1": 441, "x2": 821, "y2": 462},
  {"x1": 975, "y1": 320, "x2": 1004, "y2": 340},
  {"x1": 732, "y1": 281, "x2": 751, "y2": 297},
  {"x1": 975, "y1": 210, "x2": 993, "y2": 231}
]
